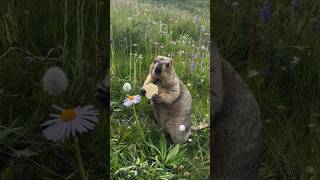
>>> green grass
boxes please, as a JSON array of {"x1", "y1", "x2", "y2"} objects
[
  {"x1": 110, "y1": 0, "x2": 209, "y2": 179},
  {"x1": 212, "y1": 0, "x2": 320, "y2": 179},
  {"x1": 0, "y1": 0, "x2": 107, "y2": 179}
]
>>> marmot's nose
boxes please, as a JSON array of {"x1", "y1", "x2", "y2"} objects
[{"x1": 155, "y1": 65, "x2": 161, "y2": 74}]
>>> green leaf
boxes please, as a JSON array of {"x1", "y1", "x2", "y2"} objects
[
  {"x1": 159, "y1": 133, "x2": 167, "y2": 161},
  {"x1": 115, "y1": 166, "x2": 135, "y2": 175},
  {"x1": 145, "y1": 141, "x2": 161, "y2": 155},
  {"x1": 165, "y1": 144, "x2": 180, "y2": 164}
]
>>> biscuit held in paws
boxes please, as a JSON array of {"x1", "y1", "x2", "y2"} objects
[{"x1": 143, "y1": 83, "x2": 158, "y2": 99}]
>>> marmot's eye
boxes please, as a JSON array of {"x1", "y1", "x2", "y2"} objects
[{"x1": 166, "y1": 63, "x2": 170, "y2": 68}]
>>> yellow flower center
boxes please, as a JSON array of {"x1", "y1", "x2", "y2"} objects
[
  {"x1": 128, "y1": 95, "x2": 135, "y2": 100},
  {"x1": 60, "y1": 109, "x2": 76, "y2": 121}
]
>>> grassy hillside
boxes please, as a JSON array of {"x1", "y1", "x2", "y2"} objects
[{"x1": 140, "y1": 0, "x2": 210, "y2": 15}]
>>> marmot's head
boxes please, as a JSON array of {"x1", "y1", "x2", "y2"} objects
[{"x1": 149, "y1": 56, "x2": 175, "y2": 81}]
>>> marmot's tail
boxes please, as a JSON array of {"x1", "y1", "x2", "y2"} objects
[
  {"x1": 211, "y1": 45, "x2": 224, "y2": 119},
  {"x1": 191, "y1": 122, "x2": 210, "y2": 132}
]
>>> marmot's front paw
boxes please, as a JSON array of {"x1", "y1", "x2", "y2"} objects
[
  {"x1": 151, "y1": 94, "x2": 160, "y2": 104},
  {"x1": 139, "y1": 88, "x2": 146, "y2": 96}
]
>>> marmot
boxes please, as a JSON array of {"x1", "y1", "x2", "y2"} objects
[
  {"x1": 211, "y1": 45, "x2": 262, "y2": 179},
  {"x1": 140, "y1": 56, "x2": 192, "y2": 144}
]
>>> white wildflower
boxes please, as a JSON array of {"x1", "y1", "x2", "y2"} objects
[
  {"x1": 123, "y1": 82, "x2": 132, "y2": 92},
  {"x1": 42, "y1": 67, "x2": 68, "y2": 96},
  {"x1": 179, "y1": 124, "x2": 185, "y2": 131},
  {"x1": 41, "y1": 105, "x2": 99, "y2": 142}
]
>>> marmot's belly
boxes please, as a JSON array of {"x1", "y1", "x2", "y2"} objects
[{"x1": 153, "y1": 100, "x2": 190, "y2": 129}]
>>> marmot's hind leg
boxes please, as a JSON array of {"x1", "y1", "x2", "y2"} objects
[{"x1": 166, "y1": 122, "x2": 191, "y2": 144}]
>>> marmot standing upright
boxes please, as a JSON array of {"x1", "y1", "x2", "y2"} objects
[
  {"x1": 141, "y1": 56, "x2": 192, "y2": 144},
  {"x1": 211, "y1": 45, "x2": 262, "y2": 179}
]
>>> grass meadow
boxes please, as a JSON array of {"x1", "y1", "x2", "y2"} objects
[
  {"x1": 213, "y1": 0, "x2": 320, "y2": 179},
  {"x1": 0, "y1": 0, "x2": 107, "y2": 179},
  {"x1": 110, "y1": 0, "x2": 210, "y2": 179}
]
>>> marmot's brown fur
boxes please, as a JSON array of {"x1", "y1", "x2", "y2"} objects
[
  {"x1": 141, "y1": 56, "x2": 192, "y2": 144},
  {"x1": 211, "y1": 45, "x2": 262, "y2": 179}
]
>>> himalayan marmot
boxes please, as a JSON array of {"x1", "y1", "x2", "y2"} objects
[
  {"x1": 141, "y1": 56, "x2": 192, "y2": 144},
  {"x1": 211, "y1": 45, "x2": 262, "y2": 179}
]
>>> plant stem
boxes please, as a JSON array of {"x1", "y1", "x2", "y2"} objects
[
  {"x1": 133, "y1": 105, "x2": 144, "y2": 141},
  {"x1": 73, "y1": 136, "x2": 88, "y2": 180},
  {"x1": 63, "y1": 0, "x2": 68, "y2": 66}
]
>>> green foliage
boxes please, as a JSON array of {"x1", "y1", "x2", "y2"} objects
[
  {"x1": 111, "y1": 0, "x2": 209, "y2": 179},
  {"x1": 212, "y1": 0, "x2": 320, "y2": 179},
  {"x1": 0, "y1": 0, "x2": 107, "y2": 179}
]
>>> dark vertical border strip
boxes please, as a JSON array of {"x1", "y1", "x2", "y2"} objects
[
  {"x1": 100, "y1": 0, "x2": 110, "y2": 179},
  {"x1": 210, "y1": 0, "x2": 218, "y2": 179},
  {"x1": 106, "y1": 0, "x2": 110, "y2": 178},
  {"x1": 210, "y1": 0, "x2": 213, "y2": 179}
]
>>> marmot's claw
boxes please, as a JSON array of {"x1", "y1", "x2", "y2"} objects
[
  {"x1": 151, "y1": 94, "x2": 160, "y2": 104},
  {"x1": 139, "y1": 88, "x2": 146, "y2": 96}
]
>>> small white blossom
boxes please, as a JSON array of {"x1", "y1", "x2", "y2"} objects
[
  {"x1": 123, "y1": 82, "x2": 132, "y2": 92},
  {"x1": 177, "y1": 50, "x2": 185, "y2": 56},
  {"x1": 179, "y1": 125, "x2": 185, "y2": 131},
  {"x1": 42, "y1": 67, "x2": 68, "y2": 96}
]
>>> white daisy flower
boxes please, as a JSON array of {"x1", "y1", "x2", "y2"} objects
[
  {"x1": 41, "y1": 105, "x2": 99, "y2": 142},
  {"x1": 42, "y1": 66, "x2": 68, "y2": 96},
  {"x1": 123, "y1": 82, "x2": 132, "y2": 92},
  {"x1": 123, "y1": 95, "x2": 141, "y2": 107},
  {"x1": 179, "y1": 124, "x2": 186, "y2": 131}
]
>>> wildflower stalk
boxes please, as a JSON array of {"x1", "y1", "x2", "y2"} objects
[
  {"x1": 63, "y1": 0, "x2": 68, "y2": 65},
  {"x1": 133, "y1": 104, "x2": 144, "y2": 141},
  {"x1": 73, "y1": 136, "x2": 88, "y2": 180}
]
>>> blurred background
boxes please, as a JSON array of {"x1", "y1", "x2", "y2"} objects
[
  {"x1": 0, "y1": 0, "x2": 107, "y2": 179},
  {"x1": 212, "y1": 0, "x2": 320, "y2": 179}
]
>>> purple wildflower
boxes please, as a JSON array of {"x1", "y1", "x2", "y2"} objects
[
  {"x1": 191, "y1": 61, "x2": 196, "y2": 71},
  {"x1": 123, "y1": 95, "x2": 141, "y2": 107},
  {"x1": 260, "y1": 1, "x2": 272, "y2": 23}
]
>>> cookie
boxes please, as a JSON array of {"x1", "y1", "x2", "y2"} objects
[{"x1": 144, "y1": 83, "x2": 158, "y2": 99}]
